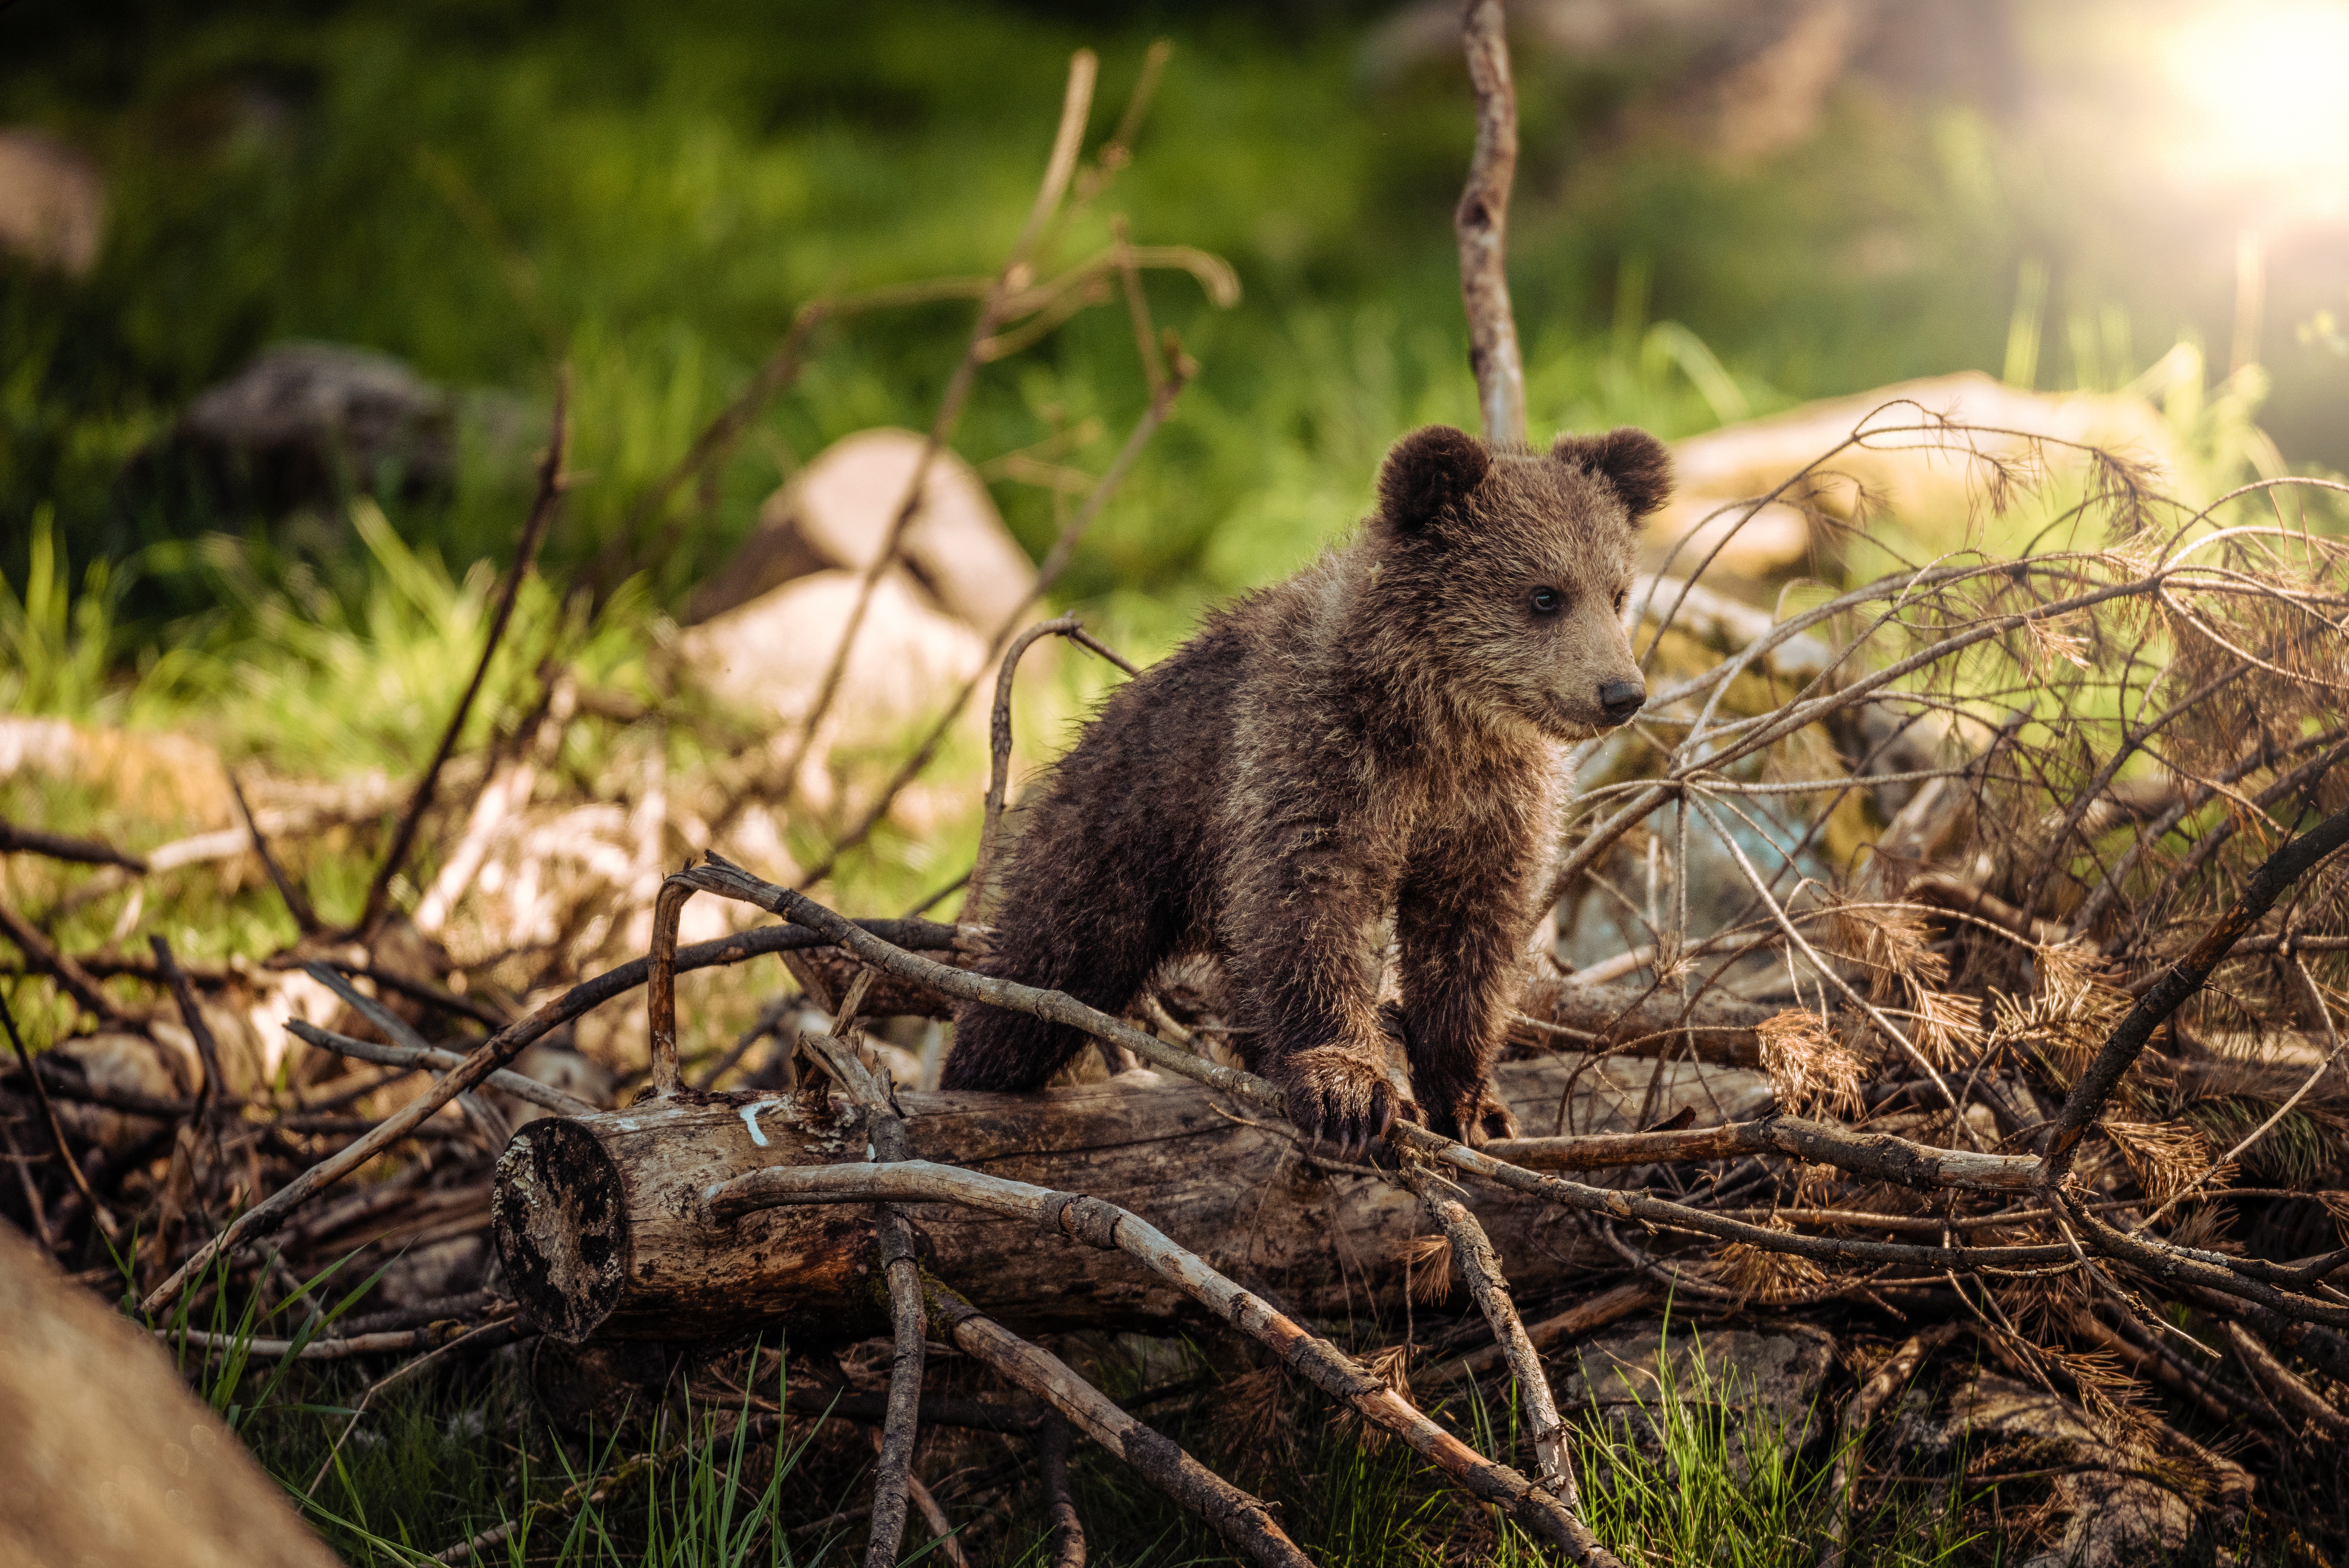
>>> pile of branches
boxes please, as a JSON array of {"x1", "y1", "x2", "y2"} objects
[{"x1": 7, "y1": 9, "x2": 2349, "y2": 1568}]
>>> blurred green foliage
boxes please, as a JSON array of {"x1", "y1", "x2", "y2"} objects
[{"x1": 5, "y1": 0, "x2": 2204, "y2": 653}]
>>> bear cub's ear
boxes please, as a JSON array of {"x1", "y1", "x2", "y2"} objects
[
  {"x1": 1377, "y1": 425, "x2": 1490, "y2": 533},
  {"x1": 1552, "y1": 426, "x2": 1673, "y2": 521}
]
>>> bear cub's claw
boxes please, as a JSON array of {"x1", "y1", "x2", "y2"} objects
[
  {"x1": 1461, "y1": 1090, "x2": 1520, "y2": 1147},
  {"x1": 1280, "y1": 1043, "x2": 1423, "y2": 1152},
  {"x1": 1423, "y1": 1087, "x2": 1520, "y2": 1147}
]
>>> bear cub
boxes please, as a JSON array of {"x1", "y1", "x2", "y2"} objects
[{"x1": 941, "y1": 423, "x2": 1671, "y2": 1146}]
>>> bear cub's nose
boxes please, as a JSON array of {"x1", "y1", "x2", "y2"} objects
[{"x1": 1598, "y1": 678, "x2": 1646, "y2": 724}]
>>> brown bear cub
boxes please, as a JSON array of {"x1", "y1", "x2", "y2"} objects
[{"x1": 941, "y1": 424, "x2": 1670, "y2": 1146}]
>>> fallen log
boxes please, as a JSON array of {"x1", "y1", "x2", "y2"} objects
[
  {"x1": 491, "y1": 1051, "x2": 1773, "y2": 1343},
  {"x1": 1514, "y1": 971, "x2": 1770, "y2": 1066}
]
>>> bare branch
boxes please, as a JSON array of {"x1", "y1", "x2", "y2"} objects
[
  {"x1": 925, "y1": 1279, "x2": 1310, "y2": 1568},
  {"x1": 2043, "y1": 795, "x2": 2349, "y2": 1186},
  {"x1": 360, "y1": 370, "x2": 570, "y2": 936},
  {"x1": 1455, "y1": 0, "x2": 1525, "y2": 444},
  {"x1": 0, "y1": 817, "x2": 146, "y2": 873}
]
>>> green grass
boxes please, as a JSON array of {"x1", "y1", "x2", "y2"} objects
[
  {"x1": 14, "y1": 0, "x2": 2332, "y2": 650},
  {"x1": 144, "y1": 1285, "x2": 1997, "y2": 1568}
]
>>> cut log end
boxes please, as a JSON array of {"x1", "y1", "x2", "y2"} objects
[{"x1": 493, "y1": 1118, "x2": 628, "y2": 1343}]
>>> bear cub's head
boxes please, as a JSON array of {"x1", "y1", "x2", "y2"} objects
[{"x1": 1369, "y1": 423, "x2": 1671, "y2": 743}]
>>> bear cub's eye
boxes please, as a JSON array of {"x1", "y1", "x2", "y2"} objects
[{"x1": 1530, "y1": 586, "x2": 1564, "y2": 616}]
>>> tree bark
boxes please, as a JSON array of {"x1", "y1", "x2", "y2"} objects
[{"x1": 491, "y1": 1052, "x2": 1772, "y2": 1343}]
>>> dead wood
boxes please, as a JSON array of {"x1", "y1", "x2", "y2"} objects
[
  {"x1": 0, "y1": 989, "x2": 114, "y2": 1231},
  {"x1": 2046, "y1": 796, "x2": 2349, "y2": 1186},
  {"x1": 1821, "y1": 1322, "x2": 1966, "y2": 1568},
  {"x1": 0, "y1": 893, "x2": 124, "y2": 1022},
  {"x1": 1399, "y1": 1163, "x2": 1585, "y2": 1513},
  {"x1": 926, "y1": 1279, "x2": 1311, "y2": 1568},
  {"x1": 2224, "y1": 1319, "x2": 2349, "y2": 1439},
  {"x1": 1454, "y1": 0, "x2": 1525, "y2": 444},
  {"x1": 1038, "y1": 1414, "x2": 1086, "y2": 1567},
  {"x1": 358, "y1": 370, "x2": 568, "y2": 936},
  {"x1": 489, "y1": 1052, "x2": 1743, "y2": 1343},
  {"x1": 229, "y1": 768, "x2": 320, "y2": 934},
  {"x1": 1416, "y1": 1279, "x2": 1656, "y2": 1389},
  {"x1": 0, "y1": 816, "x2": 147, "y2": 872}
]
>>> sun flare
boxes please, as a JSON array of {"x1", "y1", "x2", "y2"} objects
[{"x1": 2163, "y1": 0, "x2": 2349, "y2": 215}]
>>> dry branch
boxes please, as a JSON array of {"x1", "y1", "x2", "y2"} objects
[
  {"x1": 1821, "y1": 1322, "x2": 1966, "y2": 1568},
  {"x1": 2045, "y1": 796, "x2": 2349, "y2": 1185},
  {"x1": 1038, "y1": 1415, "x2": 1086, "y2": 1568},
  {"x1": 1455, "y1": 0, "x2": 1525, "y2": 444},
  {"x1": 487, "y1": 1053, "x2": 1721, "y2": 1342},
  {"x1": 359, "y1": 370, "x2": 569, "y2": 936},
  {"x1": 0, "y1": 817, "x2": 147, "y2": 872},
  {"x1": 1399, "y1": 1163, "x2": 1581, "y2": 1508},
  {"x1": 0, "y1": 894, "x2": 124, "y2": 1022},
  {"x1": 926, "y1": 1280, "x2": 1310, "y2": 1568}
]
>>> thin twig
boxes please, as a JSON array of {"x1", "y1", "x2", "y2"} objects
[
  {"x1": 0, "y1": 988, "x2": 112, "y2": 1233},
  {"x1": 0, "y1": 817, "x2": 147, "y2": 873},
  {"x1": 711, "y1": 1159, "x2": 1624, "y2": 1563},
  {"x1": 2223, "y1": 1318, "x2": 2349, "y2": 1437},
  {"x1": 1821, "y1": 1322, "x2": 1964, "y2": 1568},
  {"x1": 2044, "y1": 794, "x2": 2349, "y2": 1187},
  {"x1": 1399, "y1": 1162, "x2": 1579, "y2": 1504},
  {"x1": 286, "y1": 1020, "x2": 594, "y2": 1118},
  {"x1": 0, "y1": 894, "x2": 123, "y2": 1022},
  {"x1": 2139, "y1": 952, "x2": 2345, "y2": 1228},
  {"x1": 968, "y1": 614, "x2": 1082, "y2": 917},
  {"x1": 150, "y1": 935, "x2": 227, "y2": 1125},
  {"x1": 228, "y1": 769, "x2": 319, "y2": 934},
  {"x1": 741, "y1": 53, "x2": 1100, "y2": 843},
  {"x1": 1039, "y1": 1414, "x2": 1086, "y2": 1568},
  {"x1": 359, "y1": 370, "x2": 570, "y2": 936},
  {"x1": 790, "y1": 356, "x2": 1174, "y2": 891},
  {"x1": 305, "y1": 1321, "x2": 528, "y2": 1495}
]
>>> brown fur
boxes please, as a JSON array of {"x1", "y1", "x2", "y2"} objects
[{"x1": 942, "y1": 424, "x2": 1669, "y2": 1145}]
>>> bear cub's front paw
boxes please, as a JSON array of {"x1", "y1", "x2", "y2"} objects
[
  {"x1": 1279, "y1": 1043, "x2": 1423, "y2": 1150},
  {"x1": 1427, "y1": 1086, "x2": 1520, "y2": 1147}
]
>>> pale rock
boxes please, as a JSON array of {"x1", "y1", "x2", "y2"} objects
[
  {"x1": 1651, "y1": 371, "x2": 2185, "y2": 583},
  {"x1": 1929, "y1": 1371, "x2": 2246, "y2": 1568},
  {"x1": 0, "y1": 1221, "x2": 343, "y2": 1568},
  {"x1": 687, "y1": 427, "x2": 1036, "y2": 632},
  {"x1": 0, "y1": 129, "x2": 106, "y2": 275},
  {"x1": 678, "y1": 566, "x2": 989, "y2": 735},
  {"x1": 498, "y1": 1043, "x2": 615, "y2": 1130},
  {"x1": 165, "y1": 342, "x2": 457, "y2": 514},
  {"x1": 50, "y1": 1032, "x2": 188, "y2": 1153}
]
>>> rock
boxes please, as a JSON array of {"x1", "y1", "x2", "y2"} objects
[
  {"x1": 133, "y1": 342, "x2": 457, "y2": 522},
  {"x1": 687, "y1": 427, "x2": 1036, "y2": 632},
  {"x1": 375, "y1": 1233, "x2": 493, "y2": 1309},
  {"x1": 51, "y1": 1032, "x2": 189, "y2": 1155},
  {"x1": 0, "y1": 1218, "x2": 343, "y2": 1568},
  {"x1": 1651, "y1": 371, "x2": 2186, "y2": 585},
  {"x1": 0, "y1": 129, "x2": 106, "y2": 275},
  {"x1": 676, "y1": 566, "x2": 990, "y2": 735},
  {"x1": 1555, "y1": 1318, "x2": 1836, "y2": 1478},
  {"x1": 1926, "y1": 1373, "x2": 2198, "y2": 1568}
]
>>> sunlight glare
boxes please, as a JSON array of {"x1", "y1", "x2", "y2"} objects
[{"x1": 2162, "y1": 1, "x2": 2349, "y2": 216}]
